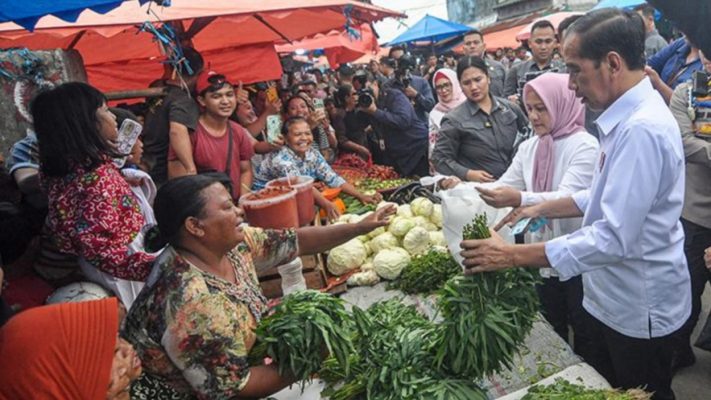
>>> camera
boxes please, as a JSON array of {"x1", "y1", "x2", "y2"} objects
[
  {"x1": 357, "y1": 88, "x2": 374, "y2": 108},
  {"x1": 517, "y1": 68, "x2": 560, "y2": 97},
  {"x1": 692, "y1": 70, "x2": 710, "y2": 97},
  {"x1": 395, "y1": 68, "x2": 412, "y2": 88},
  {"x1": 353, "y1": 71, "x2": 369, "y2": 91}
]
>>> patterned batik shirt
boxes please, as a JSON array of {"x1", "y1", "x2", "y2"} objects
[
  {"x1": 122, "y1": 227, "x2": 298, "y2": 399},
  {"x1": 44, "y1": 161, "x2": 154, "y2": 281},
  {"x1": 252, "y1": 146, "x2": 346, "y2": 189}
]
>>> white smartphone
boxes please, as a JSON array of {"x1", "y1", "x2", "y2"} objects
[
  {"x1": 266, "y1": 115, "x2": 282, "y2": 144},
  {"x1": 113, "y1": 119, "x2": 143, "y2": 168}
]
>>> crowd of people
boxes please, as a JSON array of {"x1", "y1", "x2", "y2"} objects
[{"x1": 0, "y1": 3, "x2": 710, "y2": 400}]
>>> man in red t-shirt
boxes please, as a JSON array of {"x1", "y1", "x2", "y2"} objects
[{"x1": 169, "y1": 71, "x2": 254, "y2": 198}]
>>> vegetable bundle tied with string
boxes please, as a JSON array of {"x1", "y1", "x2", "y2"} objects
[
  {"x1": 248, "y1": 290, "x2": 353, "y2": 388},
  {"x1": 434, "y1": 214, "x2": 540, "y2": 378}
]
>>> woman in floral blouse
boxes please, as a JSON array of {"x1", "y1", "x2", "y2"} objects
[
  {"x1": 253, "y1": 116, "x2": 380, "y2": 220},
  {"x1": 123, "y1": 175, "x2": 394, "y2": 398},
  {"x1": 31, "y1": 82, "x2": 155, "y2": 308}
]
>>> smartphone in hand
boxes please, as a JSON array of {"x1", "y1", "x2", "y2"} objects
[
  {"x1": 266, "y1": 86, "x2": 279, "y2": 104},
  {"x1": 312, "y1": 98, "x2": 324, "y2": 109},
  {"x1": 266, "y1": 115, "x2": 282, "y2": 144},
  {"x1": 510, "y1": 216, "x2": 547, "y2": 235},
  {"x1": 113, "y1": 119, "x2": 142, "y2": 168}
]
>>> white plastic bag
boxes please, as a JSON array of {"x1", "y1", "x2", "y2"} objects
[{"x1": 437, "y1": 183, "x2": 515, "y2": 269}]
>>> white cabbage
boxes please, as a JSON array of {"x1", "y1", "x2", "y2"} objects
[
  {"x1": 373, "y1": 248, "x2": 411, "y2": 280},
  {"x1": 410, "y1": 197, "x2": 434, "y2": 218},
  {"x1": 402, "y1": 227, "x2": 431, "y2": 256},
  {"x1": 327, "y1": 239, "x2": 368, "y2": 276},
  {"x1": 388, "y1": 217, "x2": 416, "y2": 237}
]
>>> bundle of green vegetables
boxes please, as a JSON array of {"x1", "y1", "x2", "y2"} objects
[
  {"x1": 248, "y1": 290, "x2": 353, "y2": 388},
  {"x1": 434, "y1": 214, "x2": 540, "y2": 379},
  {"x1": 391, "y1": 249, "x2": 461, "y2": 294},
  {"x1": 342, "y1": 194, "x2": 377, "y2": 215},
  {"x1": 320, "y1": 299, "x2": 486, "y2": 400},
  {"x1": 522, "y1": 378, "x2": 652, "y2": 399}
]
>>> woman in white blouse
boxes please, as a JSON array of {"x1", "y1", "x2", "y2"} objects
[{"x1": 445, "y1": 72, "x2": 599, "y2": 358}]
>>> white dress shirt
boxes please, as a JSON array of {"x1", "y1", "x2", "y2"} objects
[
  {"x1": 483, "y1": 131, "x2": 599, "y2": 277},
  {"x1": 490, "y1": 131, "x2": 599, "y2": 240},
  {"x1": 545, "y1": 78, "x2": 691, "y2": 339}
]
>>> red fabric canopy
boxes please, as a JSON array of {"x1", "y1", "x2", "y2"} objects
[
  {"x1": 482, "y1": 25, "x2": 524, "y2": 50},
  {"x1": 275, "y1": 23, "x2": 379, "y2": 68},
  {"x1": 0, "y1": 0, "x2": 403, "y2": 92}
]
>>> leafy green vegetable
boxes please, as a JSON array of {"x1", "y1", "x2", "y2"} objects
[
  {"x1": 320, "y1": 299, "x2": 486, "y2": 400},
  {"x1": 357, "y1": 178, "x2": 412, "y2": 192},
  {"x1": 343, "y1": 194, "x2": 376, "y2": 215},
  {"x1": 522, "y1": 378, "x2": 652, "y2": 400},
  {"x1": 434, "y1": 214, "x2": 540, "y2": 379},
  {"x1": 249, "y1": 290, "x2": 353, "y2": 389},
  {"x1": 391, "y1": 250, "x2": 461, "y2": 294}
]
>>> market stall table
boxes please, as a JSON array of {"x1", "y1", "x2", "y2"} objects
[{"x1": 270, "y1": 283, "x2": 609, "y2": 399}]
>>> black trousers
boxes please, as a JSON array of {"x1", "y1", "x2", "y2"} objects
[
  {"x1": 676, "y1": 219, "x2": 711, "y2": 353},
  {"x1": 536, "y1": 275, "x2": 594, "y2": 361},
  {"x1": 583, "y1": 310, "x2": 676, "y2": 400}
]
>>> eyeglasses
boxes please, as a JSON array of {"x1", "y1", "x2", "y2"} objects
[{"x1": 435, "y1": 82, "x2": 452, "y2": 91}]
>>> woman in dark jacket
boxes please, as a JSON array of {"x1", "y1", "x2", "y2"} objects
[{"x1": 432, "y1": 56, "x2": 529, "y2": 182}]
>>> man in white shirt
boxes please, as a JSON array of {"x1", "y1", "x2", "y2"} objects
[{"x1": 459, "y1": 9, "x2": 690, "y2": 400}]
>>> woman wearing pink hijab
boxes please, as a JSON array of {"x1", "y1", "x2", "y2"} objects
[
  {"x1": 450, "y1": 73, "x2": 600, "y2": 359},
  {"x1": 428, "y1": 68, "x2": 466, "y2": 157}
]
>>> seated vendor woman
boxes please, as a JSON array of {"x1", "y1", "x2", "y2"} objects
[
  {"x1": 254, "y1": 116, "x2": 380, "y2": 220},
  {"x1": 123, "y1": 175, "x2": 395, "y2": 398}
]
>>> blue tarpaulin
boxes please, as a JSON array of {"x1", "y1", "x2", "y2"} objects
[
  {"x1": 593, "y1": 0, "x2": 647, "y2": 10},
  {"x1": 0, "y1": 0, "x2": 155, "y2": 32},
  {"x1": 388, "y1": 14, "x2": 472, "y2": 45}
]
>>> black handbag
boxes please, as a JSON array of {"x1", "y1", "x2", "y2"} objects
[{"x1": 198, "y1": 123, "x2": 234, "y2": 195}]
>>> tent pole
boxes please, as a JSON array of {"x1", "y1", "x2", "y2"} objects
[{"x1": 254, "y1": 14, "x2": 293, "y2": 44}]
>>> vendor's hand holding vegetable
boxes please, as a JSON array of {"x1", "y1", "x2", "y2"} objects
[
  {"x1": 355, "y1": 145, "x2": 371, "y2": 160},
  {"x1": 465, "y1": 169, "x2": 495, "y2": 183},
  {"x1": 357, "y1": 192, "x2": 382, "y2": 205},
  {"x1": 323, "y1": 201, "x2": 342, "y2": 223},
  {"x1": 354, "y1": 203, "x2": 396, "y2": 231},
  {"x1": 477, "y1": 186, "x2": 522, "y2": 208}
]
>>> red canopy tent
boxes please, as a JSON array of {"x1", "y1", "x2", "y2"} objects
[
  {"x1": 275, "y1": 23, "x2": 378, "y2": 68},
  {"x1": 0, "y1": 0, "x2": 403, "y2": 92}
]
